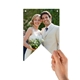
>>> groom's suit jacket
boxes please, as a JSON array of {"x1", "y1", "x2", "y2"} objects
[{"x1": 42, "y1": 23, "x2": 59, "y2": 54}]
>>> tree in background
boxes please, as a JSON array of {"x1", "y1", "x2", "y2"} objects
[{"x1": 23, "y1": 9, "x2": 60, "y2": 31}]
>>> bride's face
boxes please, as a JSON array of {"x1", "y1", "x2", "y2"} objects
[{"x1": 33, "y1": 16, "x2": 41, "y2": 27}]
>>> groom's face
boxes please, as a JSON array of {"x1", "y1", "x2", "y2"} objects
[{"x1": 41, "y1": 14, "x2": 51, "y2": 26}]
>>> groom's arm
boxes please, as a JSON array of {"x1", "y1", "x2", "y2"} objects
[{"x1": 56, "y1": 26, "x2": 59, "y2": 50}]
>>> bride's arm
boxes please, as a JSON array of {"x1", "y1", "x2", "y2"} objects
[{"x1": 23, "y1": 27, "x2": 34, "y2": 50}]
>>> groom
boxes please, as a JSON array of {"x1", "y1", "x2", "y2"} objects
[{"x1": 40, "y1": 11, "x2": 59, "y2": 54}]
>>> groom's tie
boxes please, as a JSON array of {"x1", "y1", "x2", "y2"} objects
[{"x1": 45, "y1": 28, "x2": 48, "y2": 31}]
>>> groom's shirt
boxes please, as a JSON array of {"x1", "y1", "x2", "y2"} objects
[{"x1": 45, "y1": 23, "x2": 52, "y2": 32}]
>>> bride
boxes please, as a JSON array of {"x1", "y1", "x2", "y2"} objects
[{"x1": 23, "y1": 14, "x2": 42, "y2": 60}]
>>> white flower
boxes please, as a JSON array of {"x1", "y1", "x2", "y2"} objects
[
  {"x1": 41, "y1": 39, "x2": 44, "y2": 42},
  {"x1": 29, "y1": 32, "x2": 44, "y2": 49}
]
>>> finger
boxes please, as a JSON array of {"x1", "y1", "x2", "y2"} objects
[
  {"x1": 51, "y1": 54, "x2": 54, "y2": 59},
  {"x1": 51, "y1": 51, "x2": 56, "y2": 60},
  {"x1": 51, "y1": 59, "x2": 55, "y2": 65},
  {"x1": 57, "y1": 50, "x2": 66, "y2": 59},
  {"x1": 57, "y1": 50, "x2": 67, "y2": 63},
  {"x1": 54, "y1": 51, "x2": 63, "y2": 63},
  {"x1": 51, "y1": 59, "x2": 55, "y2": 70},
  {"x1": 53, "y1": 51, "x2": 60, "y2": 63},
  {"x1": 51, "y1": 65, "x2": 55, "y2": 71}
]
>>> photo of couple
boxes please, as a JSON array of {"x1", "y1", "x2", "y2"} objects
[{"x1": 23, "y1": 9, "x2": 59, "y2": 61}]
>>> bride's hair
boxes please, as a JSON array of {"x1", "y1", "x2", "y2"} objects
[{"x1": 29, "y1": 14, "x2": 40, "y2": 26}]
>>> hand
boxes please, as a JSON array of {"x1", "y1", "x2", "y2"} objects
[
  {"x1": 51, "y1": 50, "x2": 68, "y2": 80},
  {"x1": 29, "y1": 45, "x2": 36, "y2": 51}
]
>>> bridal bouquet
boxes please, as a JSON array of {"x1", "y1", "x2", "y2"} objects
[
  {"x1": 29, "y1": 38, "x2": 44, "y2": 49},
  {"x1": 26, "y1": 32, "x2": 44, "y2": 55}
]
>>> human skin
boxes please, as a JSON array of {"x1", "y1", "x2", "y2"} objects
[
  {"x1": 41, "y1": 14, "x2": 51, "y2": 27},
  {"x1": 51, "y1": 50, "x2": 69, "y2": 80},
  {"x1": 23, "y1": 15, "x2": 41, "y2": 51}
]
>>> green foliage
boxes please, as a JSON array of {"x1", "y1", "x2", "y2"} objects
[
  {"x1": 29, "y1": 39, "x2": 41, "y2": 49},
  {"x1": 23, "y1": 9, "x2": 60, "y2": 31}
]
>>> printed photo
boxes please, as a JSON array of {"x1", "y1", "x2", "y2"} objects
[{"x1": 23, "y1": 9, "x2": 60, "y2": 61}]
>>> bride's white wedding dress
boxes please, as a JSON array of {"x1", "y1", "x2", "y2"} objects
[{"x1": 25, "y1": 27, "x2": 42, "y2": 60}]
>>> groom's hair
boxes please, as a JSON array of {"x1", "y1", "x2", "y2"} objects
[{"x1": 40, "y1": 11, "x2": 52, "y2": 19}]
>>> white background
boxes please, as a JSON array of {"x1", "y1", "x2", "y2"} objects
[{"x1": 0, "y1": 0, "x2": 80, "y2": 80}]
